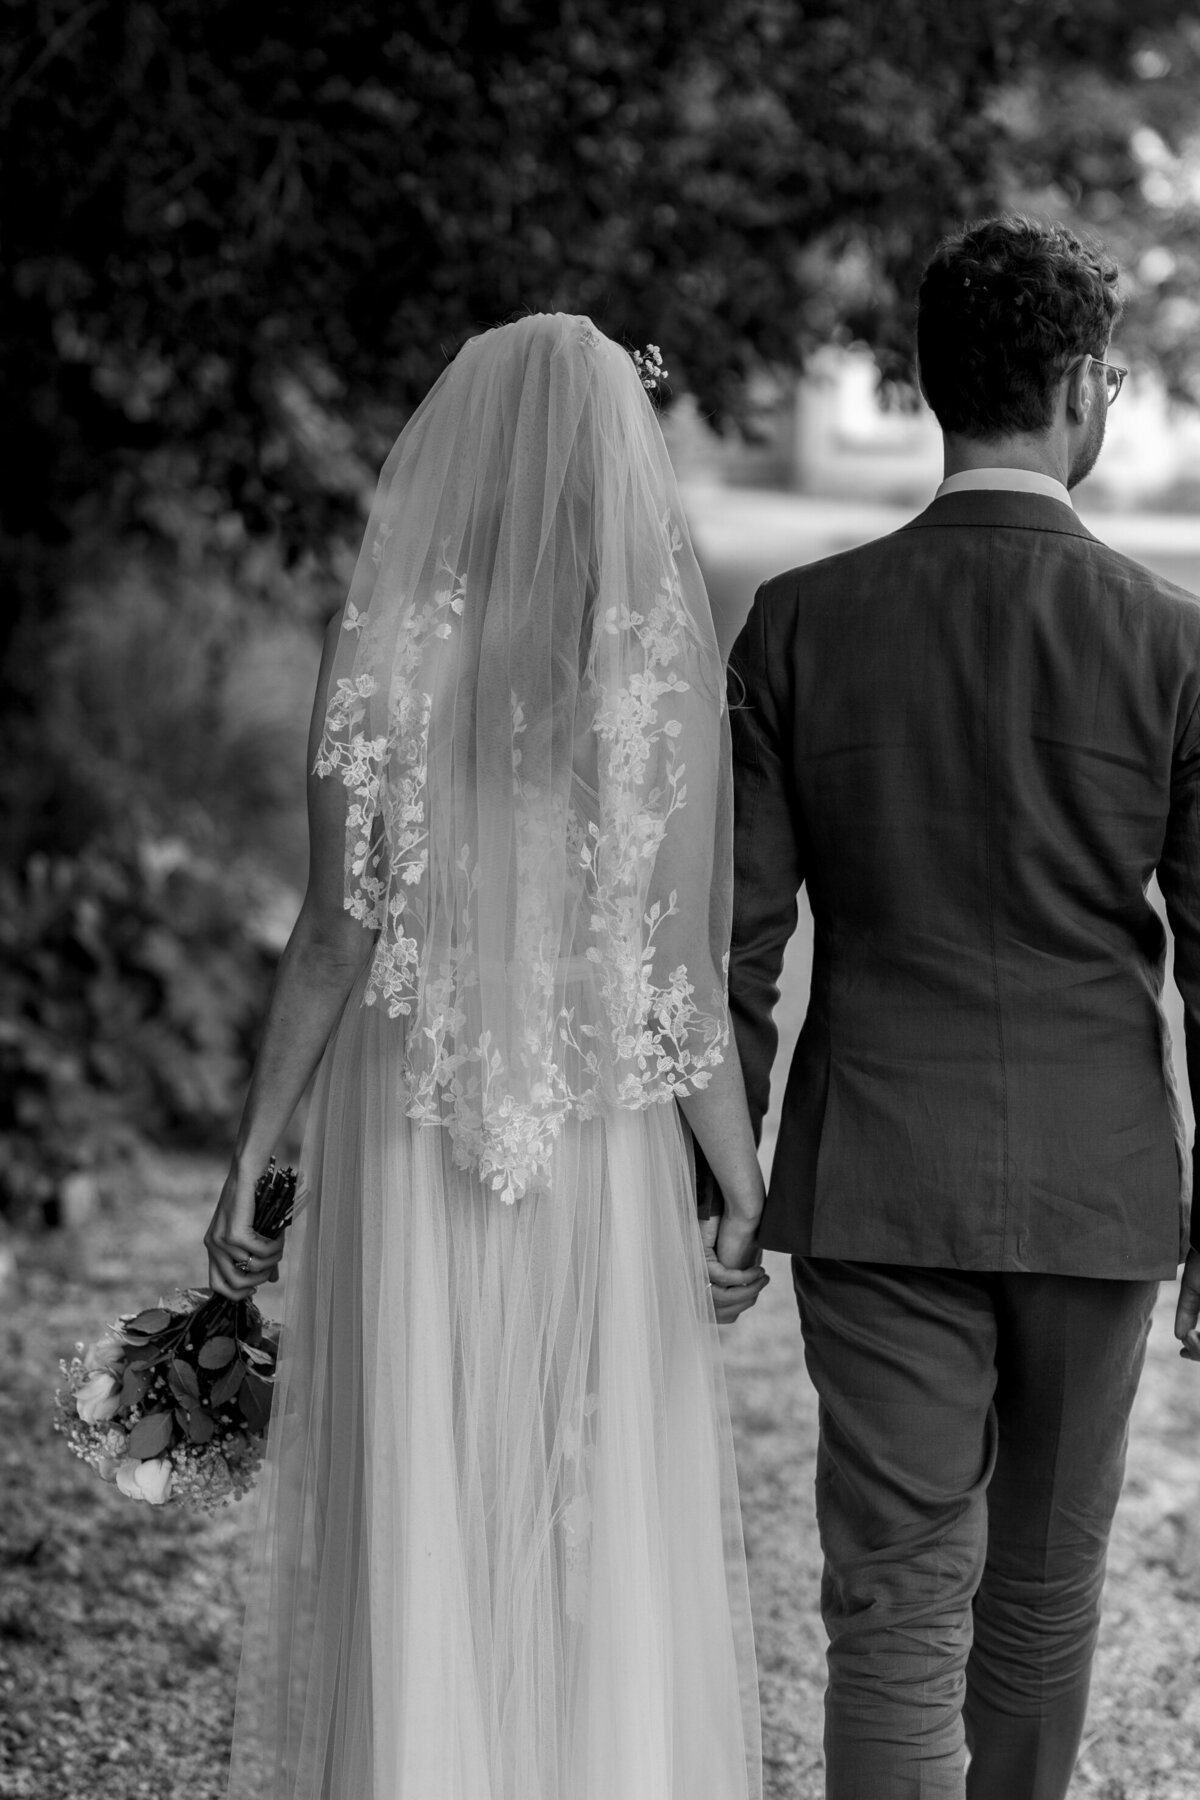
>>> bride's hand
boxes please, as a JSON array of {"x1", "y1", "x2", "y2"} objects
[
  {"x1": 699, "y1": 1213, "x2": 769, "y2": 1324},
  {"x1": 204, "y1": 1165, "x2": 286, "y2": 1302}
]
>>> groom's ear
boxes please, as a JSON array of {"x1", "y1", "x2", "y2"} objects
[{"x1": 1064, "y1": 355, "x2": 1097, "y2": 425}]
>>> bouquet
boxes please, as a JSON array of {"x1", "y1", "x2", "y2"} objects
[{"x1": 54, "y1": 1159, "x2": 297, "y2": 1511}]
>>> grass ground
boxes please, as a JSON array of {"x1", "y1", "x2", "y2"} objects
[
  {"x1": 0, "y1": 1157, "x2": 248, "y2": 1800},
  {"x1": 2, "y1": 1141, "x2": 1199, "y2": 1800}
]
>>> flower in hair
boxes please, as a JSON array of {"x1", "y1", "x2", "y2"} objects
[{"x1": 630, "y1": 343, "x2": 669, "y2": 396}]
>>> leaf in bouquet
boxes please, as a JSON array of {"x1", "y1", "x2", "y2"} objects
[
  {"x1": 168, "y1": 1358, "x2": 201, "y2": 1403},
  {"x1": 197, "y1": 1335, "x2": 237, "y2": 1369},
  {"x1": 238, "y1": 1339, "x2": 274, "y2": 1368},
  {"x1": 209, "y1": 1359, "x2": 246, "y2": 1406},
  {"x1": 127, "y1": 1410, "x2": 175, "y2": 1459},
  {"x1": 237, "y1": 1370, "x2": 272, "y2": 1434},
  {"x1": 127, "y1": 1308, "x2": 175, "y2": 1336},
  {"x1": 118, "y1": 1366, "x2": 152, "y2": 1409},
  {"x1": 183, "y1": 1407, "x2": 217, "y2": 1444},
  {"x1": 125, "y1": 1326, "x2": 184, "y2": 1358}
]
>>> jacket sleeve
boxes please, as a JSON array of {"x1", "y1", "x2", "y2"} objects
[
  {"x1": 726, "y1": 582, "x2": 807, "y2": 1144},
  {"x1": 1158, "y1": 688, "x2": 1200, "y2": 1253}
]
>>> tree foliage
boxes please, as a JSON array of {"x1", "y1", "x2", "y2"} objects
[
  {"x1": 6, "y1": 0, "x2": 1200, "y2": 593},
  {"x1": 996, "y1": 13, "x2": 1200, "y2": 397}
]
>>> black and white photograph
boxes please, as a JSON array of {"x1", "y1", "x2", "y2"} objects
[{"x1": 4, "y1": 5, "x2": 1200, "y2": 1797}]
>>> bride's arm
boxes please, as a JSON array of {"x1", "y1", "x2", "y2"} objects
[
  {"x1": 678, "y1": 1054, "x2": 768, "y2": 1302},
  {"x1": 204, "y1": 619, "x2": 377, "y2": 1302}
]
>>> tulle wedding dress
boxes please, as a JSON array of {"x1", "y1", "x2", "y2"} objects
[{"x1": 226, "y1": 314, "x2": 761, "y2": 1800}]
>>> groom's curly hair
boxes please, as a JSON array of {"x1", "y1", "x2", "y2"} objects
[{"x1": 917, "y1": 215, "x2": 1122, "y2": 439}]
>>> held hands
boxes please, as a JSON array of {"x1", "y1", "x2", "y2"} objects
[
  {"x1": 700, "y1": 1212, "x2": 769, "y2": 1324},
  {"x1": 1175, "y1": 1247, "x2": 1200, "y2": 1362},
  {"x1": 204, "y1": 1165, "x2": 286, "y2": 1303}
]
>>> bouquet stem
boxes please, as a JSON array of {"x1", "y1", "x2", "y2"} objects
[
  {"x1": 205, "y1": 1157, "x2": 298, "y2": 1317},
  {"x1": 249, "y1": 1156, "x2": 299, "y2": 1239}
]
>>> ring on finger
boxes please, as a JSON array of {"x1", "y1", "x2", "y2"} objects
[{"x1": 235, "y1": 1259, "x2": 253, "y2": 1274}]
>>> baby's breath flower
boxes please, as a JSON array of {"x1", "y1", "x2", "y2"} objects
[{"x1": 630, "y1": 343, "x2": 669, "y2": 396}]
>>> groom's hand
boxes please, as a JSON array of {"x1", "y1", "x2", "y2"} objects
[
  {"x1": 700, "y1": 1215, "x2": 769, "y2": 1324},
  {"x1": 1175, "y1": 1247, "x2": 1200, "y2": 1362}
]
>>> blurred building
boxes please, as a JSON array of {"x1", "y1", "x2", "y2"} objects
[{"x1": 665, "y1": 346, "x2": 1200, "y2": 515}]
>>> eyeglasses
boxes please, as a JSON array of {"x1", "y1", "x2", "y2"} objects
[
  {"x1": 1070, "y1": 354, "x2": 1127, "y2": 404},
  {"x1": 1091, "y1": 357, "x2": 1128, "y2": 405}
]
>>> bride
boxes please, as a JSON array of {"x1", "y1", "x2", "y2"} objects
[{"x1": 204, "y1": 313, "x2": 767, "y2": 1799}]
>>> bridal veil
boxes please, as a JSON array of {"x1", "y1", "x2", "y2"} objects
[{"x1": 227, "y1": 314, "x2": 760, "y2": 1800}]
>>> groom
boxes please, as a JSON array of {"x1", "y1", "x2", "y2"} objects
[{"x1": 725, "y1": 215, "x2": 1200, "y2": 1798}]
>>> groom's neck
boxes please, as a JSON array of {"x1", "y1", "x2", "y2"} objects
[{"x1": 941, "y1": 431, "x2": 1068, "y2": 487}]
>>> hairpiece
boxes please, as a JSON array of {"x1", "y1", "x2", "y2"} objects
[{"x1": 630, "y1": 343, "x2": 669, "y2": 397}]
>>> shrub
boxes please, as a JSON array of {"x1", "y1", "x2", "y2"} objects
[{"x1": 0, "y1": 828, "x2": 295, "y2": 1229}]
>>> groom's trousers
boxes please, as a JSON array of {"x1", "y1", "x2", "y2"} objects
[{"x1": 792, "y1": 1256, "x2": 1158, "y2": 1800}]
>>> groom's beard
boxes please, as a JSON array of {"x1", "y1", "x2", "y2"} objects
[{"x1": 1067, "y1": 389, "x2": 1108, "y2": 490}]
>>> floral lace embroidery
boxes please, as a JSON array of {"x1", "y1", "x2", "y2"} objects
[
  {"x1": 315, "y1": 552, "x2": 466, "y2": 1013},
  {"x1": 584, "y1": 518, "x2": 728, "y2": 1105},
  {"x1": 315, "y1": 517, "x2": 728, "y2": 1203},
  {"x1": 400, "y1": 701, "x2": 605, "y2": 1204}
]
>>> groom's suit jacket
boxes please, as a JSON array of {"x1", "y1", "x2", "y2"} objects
[{"x1": 728, "y1": 487, "x2": 1200, "y2": 1276}]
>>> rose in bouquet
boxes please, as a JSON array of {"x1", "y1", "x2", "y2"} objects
[{"x1": 54, "y1": 1159, "x2": 296, "y2": 1511}]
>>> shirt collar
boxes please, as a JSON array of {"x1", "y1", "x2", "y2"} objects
[{"x1": 935, "y1": 467, "x2": 1074, "y2": 511}]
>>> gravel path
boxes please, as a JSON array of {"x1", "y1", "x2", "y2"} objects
[{"x1": 3, "y1": 1139, "x2": 1198, "y2": 1800}]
